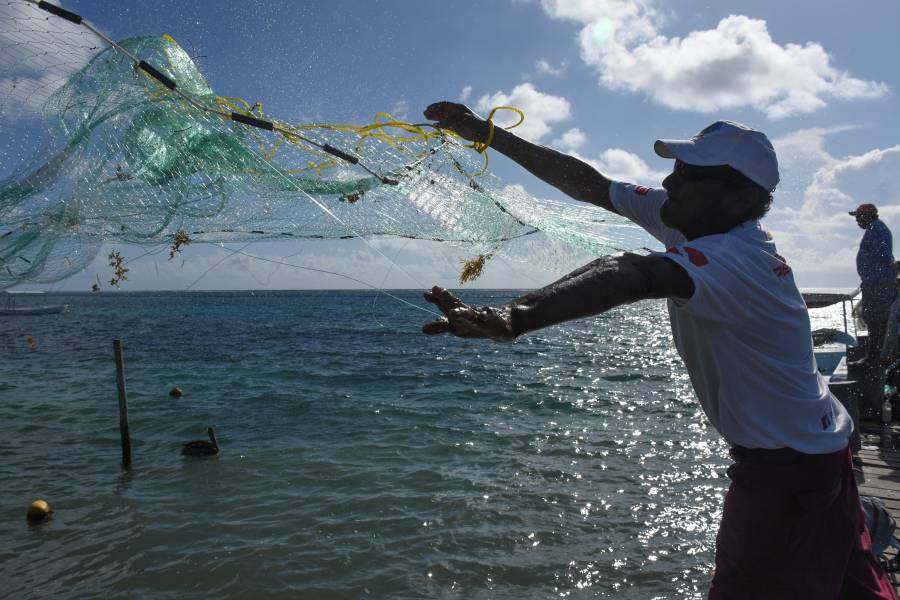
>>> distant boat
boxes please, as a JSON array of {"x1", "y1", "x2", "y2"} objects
[
  {"x1": 0, "y1": 291, "x2": 67, "y2": 316},
  {"x1": 802, "y1": 287, "x2": 859, "y2": 377}
]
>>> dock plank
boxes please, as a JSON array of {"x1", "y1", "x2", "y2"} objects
[
  {"x1": 855, "y1": 425, "x2": 900, "y2": 593},
  {"x1": 859, "y1": 451, "x2": 900, "y2": 470}
]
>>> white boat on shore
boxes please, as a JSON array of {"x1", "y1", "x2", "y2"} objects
[
  {"x1": 0, "y1": 291, "x2": 67, "y2": 316},
  {"x1": 802, "y1": 287, "x2": 860, "y2": 377}
]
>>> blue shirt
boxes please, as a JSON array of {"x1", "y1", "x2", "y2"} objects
[{"x1": 857, "y1": 218, "x2": 895, "y2": 282}]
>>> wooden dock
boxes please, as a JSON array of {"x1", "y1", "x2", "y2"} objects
[{"x1": 855, "y1": 423, "x2": 900, "y2": 591}]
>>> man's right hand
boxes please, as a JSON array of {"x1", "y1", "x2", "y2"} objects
[
  {"x1": 426, "y1": 101, "x2": 615, "y2": 212},
  {"x1": 424, "y1": 102, "x2": 490, "y2": 144}
]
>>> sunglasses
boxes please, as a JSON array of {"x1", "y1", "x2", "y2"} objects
[{"x1": 674, "y1": 160, "x2": 755, "y2": 188}]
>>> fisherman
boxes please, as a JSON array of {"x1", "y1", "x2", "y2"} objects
[
  {"x1": 850, "y1": 203, "x2": 896, "y2": 365},
  {"x1": 421, "y1": 101, "x2": 896, "y2": 599}
]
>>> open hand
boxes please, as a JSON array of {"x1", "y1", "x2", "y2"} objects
[
  {"x1": 423, "y1": 102, "x2": 490, "y2": 144},
  {"x1": 422, "y1": 286, "x2": 517, "y2": 342}
]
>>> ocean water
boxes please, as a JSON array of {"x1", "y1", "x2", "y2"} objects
[{"x1": 0, "y1": 290, "x2": 847, "y2": 599}]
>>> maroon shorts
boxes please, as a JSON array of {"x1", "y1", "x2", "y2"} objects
[{"x1": 709, "y1": 445, "x2": 896, "y2": 599}]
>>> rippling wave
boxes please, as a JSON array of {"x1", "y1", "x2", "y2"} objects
[{"x1": 0, "y1": 291, "x2": 847, "y2": 598}]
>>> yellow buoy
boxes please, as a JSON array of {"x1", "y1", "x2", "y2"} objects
[{"x1": 27, "y1": 499, "x2": 52, "y2": 522}]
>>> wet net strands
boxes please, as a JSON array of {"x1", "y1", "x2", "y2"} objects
[{"x1": 0, "y1": 0, "x2": 648, "y2": 289}]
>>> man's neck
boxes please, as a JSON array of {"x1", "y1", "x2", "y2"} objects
[{"x1": 682, "y1": 218, "x2": 756, "y2": 241}]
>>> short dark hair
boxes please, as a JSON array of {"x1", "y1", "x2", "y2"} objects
[{"x1": 745, "y1": 182, "x2": 773, "y2": 219}]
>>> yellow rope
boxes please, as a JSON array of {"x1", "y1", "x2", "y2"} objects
[
  {"x1": 150, "y1": 35, "x2": 526, "y2": 179},
  {"x1": 467, "y1": 106, "x2": 524, "y2": 176},
  {"x1": 471, "y1": 106, "x2": 524, "y2": 152}
]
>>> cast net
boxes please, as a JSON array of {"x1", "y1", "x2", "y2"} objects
[{"x1": 0, "y1": 1, "x2": 649, "y2": 289}]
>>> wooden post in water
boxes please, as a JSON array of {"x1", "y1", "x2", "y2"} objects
[{"x1": 113, "y1": 339, "x2": 132, "y2": 468}]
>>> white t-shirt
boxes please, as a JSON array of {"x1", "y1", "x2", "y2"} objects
[{"x1": 610, "y1": 181, "x2": 851, "y2": 453}]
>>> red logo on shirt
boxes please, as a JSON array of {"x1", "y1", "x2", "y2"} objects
[
  {"x1": 684, "y1": 246, "x2": 708, "y2": 266},
  {"x1": 666, "y1": 246, "x2": 682, "y2": 256},
  {"x1": 773, "y1": 254, "x2": 792, "y2": 277},
  {"x1": 774, "y1": 264, "x2": 792, "y2": 277},
  {"x1": 635, "y1": 186, "x2": 651, "y2": 196}
]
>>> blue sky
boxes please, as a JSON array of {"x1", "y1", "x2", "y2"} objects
[{"x1": 3, "y1": 0, "x2": 900, "y2": 291}]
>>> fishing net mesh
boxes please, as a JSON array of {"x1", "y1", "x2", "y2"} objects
[{"x1": 0, "y1": 1, "x2": 648, "y2": 288}]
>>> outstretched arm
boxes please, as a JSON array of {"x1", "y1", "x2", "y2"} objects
[
  {"x1": 423, "y1": 253, "x2": 694, "y2": 340},
  {"x1": 424, "y1": 102, "x2": 616, "y2": 213}
]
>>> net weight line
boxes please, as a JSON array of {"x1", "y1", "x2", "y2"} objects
[{"x1": 26, "y1": 0, "x2": 402, "y2": 185}]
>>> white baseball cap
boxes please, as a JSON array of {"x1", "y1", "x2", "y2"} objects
[{"x1": 654, "y1": 121, "x2": 779, "y2": 193}]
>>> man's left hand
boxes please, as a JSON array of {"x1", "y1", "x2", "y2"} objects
[{"x1": 422, "y1": 287, "x2": 517, "y2": 342}]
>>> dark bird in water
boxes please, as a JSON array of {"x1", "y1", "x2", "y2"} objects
[{"x1": 181, "y1": 427, "x2": 219, "y2": 457}]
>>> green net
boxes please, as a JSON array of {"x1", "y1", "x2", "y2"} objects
[{"x1": 0, "y1": 2, "x2": 648, "y2": 289}]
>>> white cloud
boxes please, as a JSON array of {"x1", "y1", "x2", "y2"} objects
[
  {"x1": 475, "y1": 83, "x2": 571, "y2": 143},
  {"x1": 572, "y1": 147, "x2": 669, "y2": 185},
  {"x1": 535, "y1": 59, "x2": 567, "y2": 76},
  {"x1": 552, "y1": 127, "x2": 587, "y2": 150},
  {"x1": 539, "y1": 1, "x2": 889, "y2": 118},
  {"x1": 541, "y1": 0, "x2": 660, "y2": 44},
  {"x1": 773, "y1": 127, "x2": 850, "y2": 169},
  {"x1": 771, "y1": 125, "x2": 858, "y2": 195},
  {"x1": 0, "y1": 1, "x2": 98, "y2": 120},
  {"x1": 459, "y1": 85, "x2": 473, "y2": 102},
  {"x1": 798, "y1": 146, "x2": 899, "y2": 218},
  {"x1": 768, "y1": 145, "x2": 900, "y2": 287}
]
